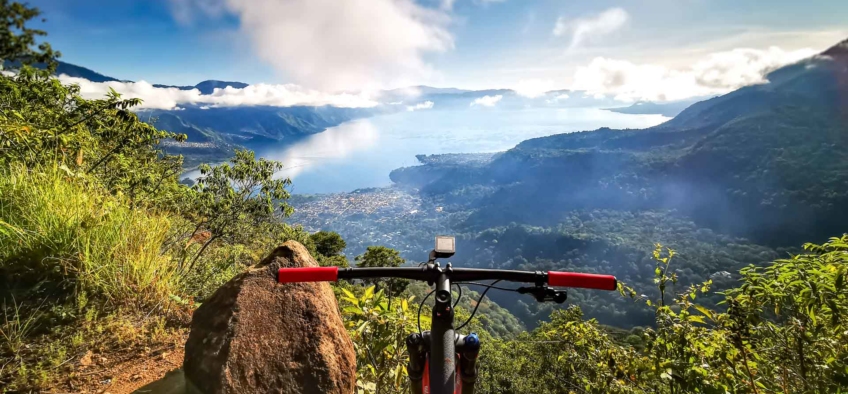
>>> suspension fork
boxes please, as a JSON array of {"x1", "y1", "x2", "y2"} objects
[
  {"x1": 457, "y1": 333, "x2": 480, "y2": 394},
  {"x1": 407, "y1": 333, "x2": 426, "y2": 394},
  {"x1": 407, "y1": 266, "x2": 480, "y2": 394}
]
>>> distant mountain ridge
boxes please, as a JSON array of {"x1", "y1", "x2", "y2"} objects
[
  {"x1": 54, "y1": 61, "x2": 124, "y2": 82},
  {"x1": 605, "y1": 97, "x2": 711, "y2": 117},
  {"x1": 152, "y1": 80, "x2": 250, "y2": 94},
  {"x1": 52, "y1": 60, "x2": 250, "y2": 93}
]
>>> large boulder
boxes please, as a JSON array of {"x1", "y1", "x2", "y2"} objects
[{"x1": 183, "y1": 241, "x2": 356, "y2": 394}]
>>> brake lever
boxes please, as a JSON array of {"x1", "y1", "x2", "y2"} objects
[{"x1": 517, "y1": 285, "x2": 568, "y2": 304}]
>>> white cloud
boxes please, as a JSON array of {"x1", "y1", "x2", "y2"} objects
[
  {"x1": 406, "y1": 101, "x2": 435, "y2": 111},
  {"x1": 57, "y1": 75, "x2": 380, "y2": 110},
  {"x1": 470, "y1": 95, "x2": 503, "y2": 107},
  {"x1": 545, "y1": 93, "x2": 570, "y2": 104},
  {"x1": 513, "y1": 79, "x2": 555, "y2": 98},
  {"x1": 554, "y1": 8, "x2": 628, "y2": 49},
  {"x1": 690, "y1": 47, "x2": 816, "y2": 88},
  {"x1": 571, "y1": 46, "x2": 816, "y2": 102},
  {"x1": 171, "y1": 0, "x2": 453, "y2": 91}
]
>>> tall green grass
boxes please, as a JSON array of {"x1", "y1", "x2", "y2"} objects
[{"x1": 0, "y1": 165, "x2": 179, "y2": 306}]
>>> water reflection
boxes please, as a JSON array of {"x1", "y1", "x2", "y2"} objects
[
  {"x1": 259, "y1": 119, "x2": 380, "y2": 180},
  {"x1": 187, "y1": 107, "x2": 670, "y2": 194},
  {"x1": 261, "y1": 107, "x2": 669, "y2": 194}
]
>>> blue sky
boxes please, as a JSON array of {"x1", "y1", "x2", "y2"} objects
[{"x1": 30, "y1": 0, "x2": 848, "y2": 95}]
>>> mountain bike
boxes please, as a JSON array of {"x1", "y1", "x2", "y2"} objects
[{"x1": 277, "y1": 236, "x2": 617, "y2": 394}]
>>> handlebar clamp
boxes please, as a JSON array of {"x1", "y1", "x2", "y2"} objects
[{"x1": 517, "y1": 285, "x2": 568, "y2": 304}]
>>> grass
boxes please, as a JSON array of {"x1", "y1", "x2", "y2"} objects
[
  {"x1": 0, "y1": 296, "x2": 43, "y2": 355},
  {"x1": 0, "y1": 165, "x2": 247, "y2": 391},
  {"x1": 0, "y1": 165, "x2": 180, "y2": 306}
]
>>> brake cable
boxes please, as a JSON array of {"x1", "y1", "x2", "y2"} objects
[
  {"x1": 452, "y1": 283, "x2": 462, "y2": 310},
  {"x1": 416, "y1": 284, "x2": 461, "y2": 335},
  {"x1": 416, "y1": 279, "x2": 561, "y2": 335},
  {"x1": 417, "y1": 289, "x2": 435, "y2": 335},
  {"x1": 455, "y1": 280, "x2": 502, "y2": 331},
  {"x1": 455, "y1": 281, "x2": 519, "y2": 292}
]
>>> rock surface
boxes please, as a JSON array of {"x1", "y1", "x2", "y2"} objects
[{"x1": 183, "y1": 241, "x2": 356, "y2": 394}]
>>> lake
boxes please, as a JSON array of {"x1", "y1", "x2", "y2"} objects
[{"x1": 219, "y1": 107, "x2": 669, "y2": 194}]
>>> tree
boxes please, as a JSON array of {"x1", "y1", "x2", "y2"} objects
[
  {"x1": 355, "y1": 246, "x2": 408, "y2": 297},
  {"x1": 185, "y1": 149, "x2": 294, "y2": 271},
  {"x1": 340, "y1": 285, "x2": 418, "y2": 394},
  {"x1": 311, "y1": 231, "x2": 347, "y2": 257},
  {"x1": 0, "y1": 70, "x2": 188, "y2": 208},
  {"x1": 0, "y1": 0, "x2": 59, "y2": 69}
]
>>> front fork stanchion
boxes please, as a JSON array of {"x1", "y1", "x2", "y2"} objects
[
  {"x1": 406, "y1": 333, "x2": 426, "y2": 394},
  {"x1": 456, "y1": 333, "x2": 481, "y2": 394}
]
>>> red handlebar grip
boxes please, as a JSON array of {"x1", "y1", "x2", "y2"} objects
[
  {"x1": 278, "y1": 267, "x2": 339, "y2": 283},
  {"x1": 548, "y1": 271, "x2": 617, "y2": 290}
]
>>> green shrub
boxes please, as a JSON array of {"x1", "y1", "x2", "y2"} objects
[{"x1": 0, "y1": 165, "x2": 179, "y2": 306}]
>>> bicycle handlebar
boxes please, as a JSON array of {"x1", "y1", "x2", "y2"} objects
[
  {"x1": 279, "y1": 262, "x2": 616, "y2": 394},
  {"x1": 277, "y1": 266, "x2": 617, "y2": 291}
]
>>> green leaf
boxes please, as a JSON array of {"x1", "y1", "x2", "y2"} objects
[
  {"x1": 693, "y1": 305, "x2": 714, "y2": 321},
  {"x1": 364, "y1": 285, "x2": 376, "y2": 299},
  {"x1": 341, "y1": 288, "x2": 356, "y2": 299},
  {"x1": 687, "y1": 315, "x2": 706, "y2": 324},
  {"x1": 343, "y1": 306, "x2": 363, "y2": 315}
]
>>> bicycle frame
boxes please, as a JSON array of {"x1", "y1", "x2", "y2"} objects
[{"x1": 278, "y1": 260, "x2": 616, "y2": 394}]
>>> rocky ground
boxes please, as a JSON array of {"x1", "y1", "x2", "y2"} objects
[{"x1": 41, "y1": 331, "x2": 187, "y2": 394}]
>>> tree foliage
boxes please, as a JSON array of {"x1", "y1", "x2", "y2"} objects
[
  {"x1": 183, "y1": 149, "x2": 294, "y2": 270},
  {"x1": 341, "y1": 285, "x2": 419, "y2": 394},
  {"x1": 356, "y1": 246, "x2": 409, "y2": 297},
  {"x1": 0, "y1": 0, "x2": 58, "y2": 68},
  {"x1": 475, "y1": 237, "x2": 848, "y2": 394},
  {"x1": 311, "y1": 231, "x2": 347, "y2": 257}
]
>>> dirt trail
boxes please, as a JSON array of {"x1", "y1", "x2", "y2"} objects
[{"x1": 50, "y1": 337, "x2": 186, "y2": 394}]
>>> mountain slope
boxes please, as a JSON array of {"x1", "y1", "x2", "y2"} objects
[
  {"x1": 391, "y1": 38, "x2": 848, "y2": 247},
  {"x1": 54, "y1": 61, "x2": 123, "y2": 82}
]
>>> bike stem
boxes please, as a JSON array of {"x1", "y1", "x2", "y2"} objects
[{"x1": 406, "y1": 262, "x2": 480, "y2": 394}]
